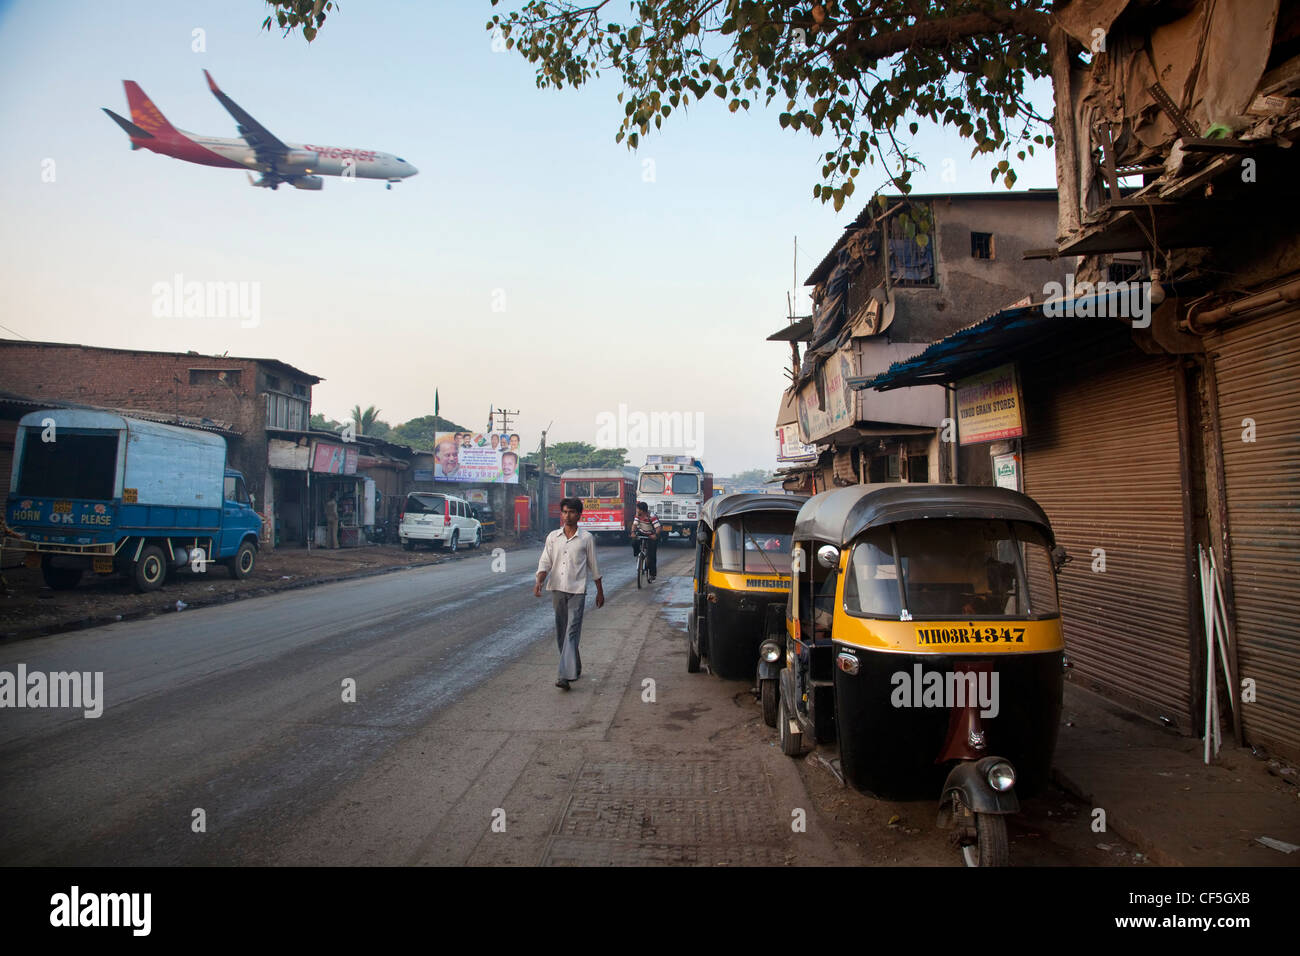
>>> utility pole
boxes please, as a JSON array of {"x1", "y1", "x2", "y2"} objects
[
  {"x1": 538, "y1": 426, "x2": 548, "y2": 534},
  {"x1": 496, "y1": 407, "x2": 519, "y2": 436}
]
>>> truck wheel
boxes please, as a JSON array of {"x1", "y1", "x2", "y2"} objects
[
  {"x1": 134, "y1": 545, "x2": 167, "y2": 593},
  {"x1": 41, "y1": 558, "x2": 82, "y2": 591},
  {"x1": 227, "y1": 541, "x2": 256, "y2": 579},
  {"x1": 761, "y1": 678, "x2": 779, "y2": 728}
]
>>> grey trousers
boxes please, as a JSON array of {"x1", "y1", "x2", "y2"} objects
[{"x1": 551, "y1": 590, "x2": 585, "y2": 680}]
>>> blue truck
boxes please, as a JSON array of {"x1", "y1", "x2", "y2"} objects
[{"x1": 5, "y1": 409, "x2": 262, "y2": 592}]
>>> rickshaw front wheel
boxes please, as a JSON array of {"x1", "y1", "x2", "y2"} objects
[
  {"x1": 961, "y1": 812, "x2": 1010, "y2": 867},
  {"x1": 760, "y1": 678, "x2": 779, "y2": 728},
  {"x1": 778, "y1": 691, "x2": 804, "y2": 757}
]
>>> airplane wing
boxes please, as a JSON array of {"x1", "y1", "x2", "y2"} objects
[{"x1": 203, "y1": 70, "x2": 291, "y2": 160}]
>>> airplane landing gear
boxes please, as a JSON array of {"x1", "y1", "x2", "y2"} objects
[{"x1": 386, "y1": 183, "x2": 392, "y2": 190}]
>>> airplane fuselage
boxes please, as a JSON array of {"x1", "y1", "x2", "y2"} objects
[
  {"x1": 145, "y1": 130, "x2": 413, "y2": 181},
  {"x1": 104, "y1": 73, "x2": 417, "y2": 190}
]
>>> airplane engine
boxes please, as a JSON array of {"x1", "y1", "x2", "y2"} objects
[
  {"x1": 280, "y1": 149, "x2": 320, "y2": 171},
  {"x1": 291, "y1": 176, "x2": 324, "y2": 191}
]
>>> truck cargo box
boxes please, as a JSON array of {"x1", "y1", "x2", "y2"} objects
[{"x1": 12, "y1": 409, "x2": 225, "y2": 508}]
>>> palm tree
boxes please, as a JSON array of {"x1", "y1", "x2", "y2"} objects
[{"x1": 350, "y1": 405, "x2": 382, "y2": 436}]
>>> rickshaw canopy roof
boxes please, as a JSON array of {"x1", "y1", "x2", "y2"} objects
[
  {"x1": 700, "y1": 492, "x2": 809, "y2": 531},
  {"x1": 793, "y1": 484, "x2": 1054, "y2": 547}
]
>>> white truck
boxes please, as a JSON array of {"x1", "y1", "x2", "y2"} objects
[{"x1": 636, "y1": 455, "x2": 707, "y2": 545}]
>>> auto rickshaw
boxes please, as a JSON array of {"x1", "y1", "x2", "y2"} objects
[
  {"x1": 778, "y1": 484, "x2": 1066, "y2": 866},
  {"x1": 687, "y1": 492, "x2": 808, "y2": 726}
]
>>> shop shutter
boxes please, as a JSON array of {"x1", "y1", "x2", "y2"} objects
[
  {"x1": 1022, "y1": 349, "x2": 1192, "y2": 730},
  {"x1": 1207, "y1": 307, "x2": 1300, "y2": 760}
]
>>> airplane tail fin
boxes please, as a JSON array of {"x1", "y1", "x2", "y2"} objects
[
  {"x1": 102, "y1": 108, "x2": 155, "y2": 146},
  {"x1": 122, "y1": 81, "x2": 179, "y2": 138}
]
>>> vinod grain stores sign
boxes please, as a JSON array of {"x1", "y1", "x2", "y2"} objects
[{"x1": 956, "y1": 363, "x2": 1024, "y2": 445}]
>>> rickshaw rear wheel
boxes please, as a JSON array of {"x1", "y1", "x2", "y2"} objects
[
  {"x1": 760, "y1": 678, "x2": 779, "y2": 728},
  {"x1": 686, "y1": 630, "x2": 701, "y2": 673},
  {"x1": 778, "y1": 692, "x2": 804, "y2": 757},
  {"x1": 961, "y1": 813, "x2": 1010, "y2": 867}
]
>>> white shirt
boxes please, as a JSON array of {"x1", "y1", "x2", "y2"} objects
[{"x1": 538, "y1": 527, "x2": 601, "y2": 594}]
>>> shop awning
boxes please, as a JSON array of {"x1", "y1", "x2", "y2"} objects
[{"x1": 849, "y1": 294, "x2": 1135, "y2": 392}]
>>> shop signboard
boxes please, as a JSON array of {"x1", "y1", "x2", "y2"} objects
[
  {"x1": 776, "y1": 423, "x2": 819, "y2": 462},
  {"x1": 993, "y1": 452, "x2": 1021, "y2": 491},
  {"x1": 796, "y1": 346, "x2": 856, "y2": 444},
  {"x1": 956, "y1": 363, "x2": 1024, "y2": 445},
  {"x1": 312, "y1": 441, "x2": 357, "y2": 474},
  {"x1": 432, "y1": 430, "x2": 520, "y2": 484}
]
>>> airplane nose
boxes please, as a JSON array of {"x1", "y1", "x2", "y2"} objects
[{"x1": 406, "y1": 164, "x2": 419, "y2": 177}]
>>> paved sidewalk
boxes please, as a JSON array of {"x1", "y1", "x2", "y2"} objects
[{"x1": 1052, "y1": 682, "x2": 1300, "y2": 866}]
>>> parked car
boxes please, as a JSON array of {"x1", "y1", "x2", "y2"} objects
[
  {"x1": 470, "y1": 502, "x2": 496, "y2": 541},
  {"x1": 398, "y1": 492, "x2": 481, "y2": 552}
]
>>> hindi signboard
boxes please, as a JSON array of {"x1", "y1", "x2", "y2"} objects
[{"x1": 956, "y1": 364, "x2": 1024, "y2": 445}]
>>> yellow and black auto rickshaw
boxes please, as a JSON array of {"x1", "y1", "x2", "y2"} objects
[
  {"x1": 687, "y1": 492, "x2": 808, "y2": 726},
  {"x1": 779, "y1": 484, "x2": 1066, "y2": 866}
]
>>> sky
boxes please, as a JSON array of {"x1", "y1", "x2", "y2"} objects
[{"x1": 0, "y1": 0, "x2": 1058, "y2": 475}]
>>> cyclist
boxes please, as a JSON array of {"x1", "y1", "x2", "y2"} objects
[{"x1": 628, "y1": 500, "x2": 661, "y2": 582}]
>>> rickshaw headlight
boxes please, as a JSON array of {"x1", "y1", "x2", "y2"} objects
[
  {"x1": 987, "y1": 762, "x2": 1016, "y2": 792},
  {"x1": 760, "y1": 641, "x2": 782, "y2": 664}
]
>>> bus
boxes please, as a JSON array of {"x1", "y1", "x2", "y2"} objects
[
  {"x1": 637, "y1": 455, "x2": 706, "y2": 544},
  {"x1": 560, "y1": 468, "x2": 636, "y2": 541}
]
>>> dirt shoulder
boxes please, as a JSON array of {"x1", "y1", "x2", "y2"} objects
[{"x1": 0, "y1": 536, "x2": 538, "y2": 644}]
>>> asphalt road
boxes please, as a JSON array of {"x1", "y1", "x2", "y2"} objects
[{"x1": 0, "y1": 541, "x2": 640, "y2": 864}]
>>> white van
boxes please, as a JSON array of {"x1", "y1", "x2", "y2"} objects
[{"x1": 398, "y1": 492, "x2": 482, "y2": 552}]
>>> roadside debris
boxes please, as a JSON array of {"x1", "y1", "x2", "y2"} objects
[{"x1": 1255, "y1": 836, "x2": 1299, "y2": 854}]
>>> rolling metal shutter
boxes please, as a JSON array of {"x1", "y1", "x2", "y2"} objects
[
  {"x1": 1207, "y1": 308, "x2": 1300, "y2": 760},
  {"x1": 1022, "y1": 349, "x2": 1192, "y2": 729}
]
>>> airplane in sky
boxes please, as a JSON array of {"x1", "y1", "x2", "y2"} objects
[{"x1": 102, "y1": 71, "x2": 418, "y2": 190}]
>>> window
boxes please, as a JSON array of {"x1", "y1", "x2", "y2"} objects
[
  {"x1": 593, "y1": 480, "x2": 620, "y2": 498},
  {"x1": 189, "y1": 368, "x2": 241, "y2": 386},
  {"x1": 265, "y1": 392, "x2": 308, "y2": 430},
  {"x1": 564, "y1": 480, "x2": 593, "y2": 498},
  {"x1": 1108, "y1": 260, "x2": 1143, "y2": 284},
  {"x1": 671, "y1": 473, "x2": 700, "y2": 494},
  {"x1": 265, "y1": 374, "x2": 281, "y2": 391},
  {"x1": 17, "y1": 429, "x2": 117, "y2": 500},
  {"x1": 224, "y1": 474, "x2": 249, "y2": 504},
  {"x1": 292, "y1": 382, "x2": 309, "y2": 398},
  {"x1": 889, "y1": 237, "x2": 935, "y2": 286},
  {"x1": 639, "y1": 473, "x2": 666, "y2": 494},
  {"x1": 712, "y1": 514, "x2": 795, "y2": 573},
  {"x1": 405, "y1": 493, "x2": 446, "y2": 514},
  {"x1": 843, "y1": 519, "x2": 1059, "y2": 619},
  {"x1": 970, "y1": 232, "x2": 994, "y2": 259}
]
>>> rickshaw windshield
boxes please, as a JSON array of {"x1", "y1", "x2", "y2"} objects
[
  {"x1": 843, "y1": 519, "x2": 1059, "y2": 619},
  {"x1": 714, "y1": 513, "x2": 794, "y2": 574}
]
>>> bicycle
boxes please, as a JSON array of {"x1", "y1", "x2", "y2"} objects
[{"x1": 633, "y1": 531, "x2": 656, "y2": 589}]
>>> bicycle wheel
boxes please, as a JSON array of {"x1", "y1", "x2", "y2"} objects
[{"x1": 637, "y1": 548, "x2": 646, "y2": 589}]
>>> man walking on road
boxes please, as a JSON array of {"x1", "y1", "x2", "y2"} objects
[{"x1": 535, "y1": 497, "x2": 605, "y2": 690}]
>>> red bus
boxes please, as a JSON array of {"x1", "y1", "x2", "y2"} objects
[{"x1": 560, "y1": 468, "x2": 636, "y2": 542}]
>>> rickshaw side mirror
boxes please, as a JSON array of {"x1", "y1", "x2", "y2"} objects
[
  {"x1": 816, "y1": 545, "x2": 840, "y2": 569},
  {"x1": 1051, "y1": 545, "x2": 1070, "y2": 572}
]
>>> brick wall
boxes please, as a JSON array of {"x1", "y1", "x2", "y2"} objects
[{"x1": 0, "y1": 342, "x2": 310, "y2": 507}]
